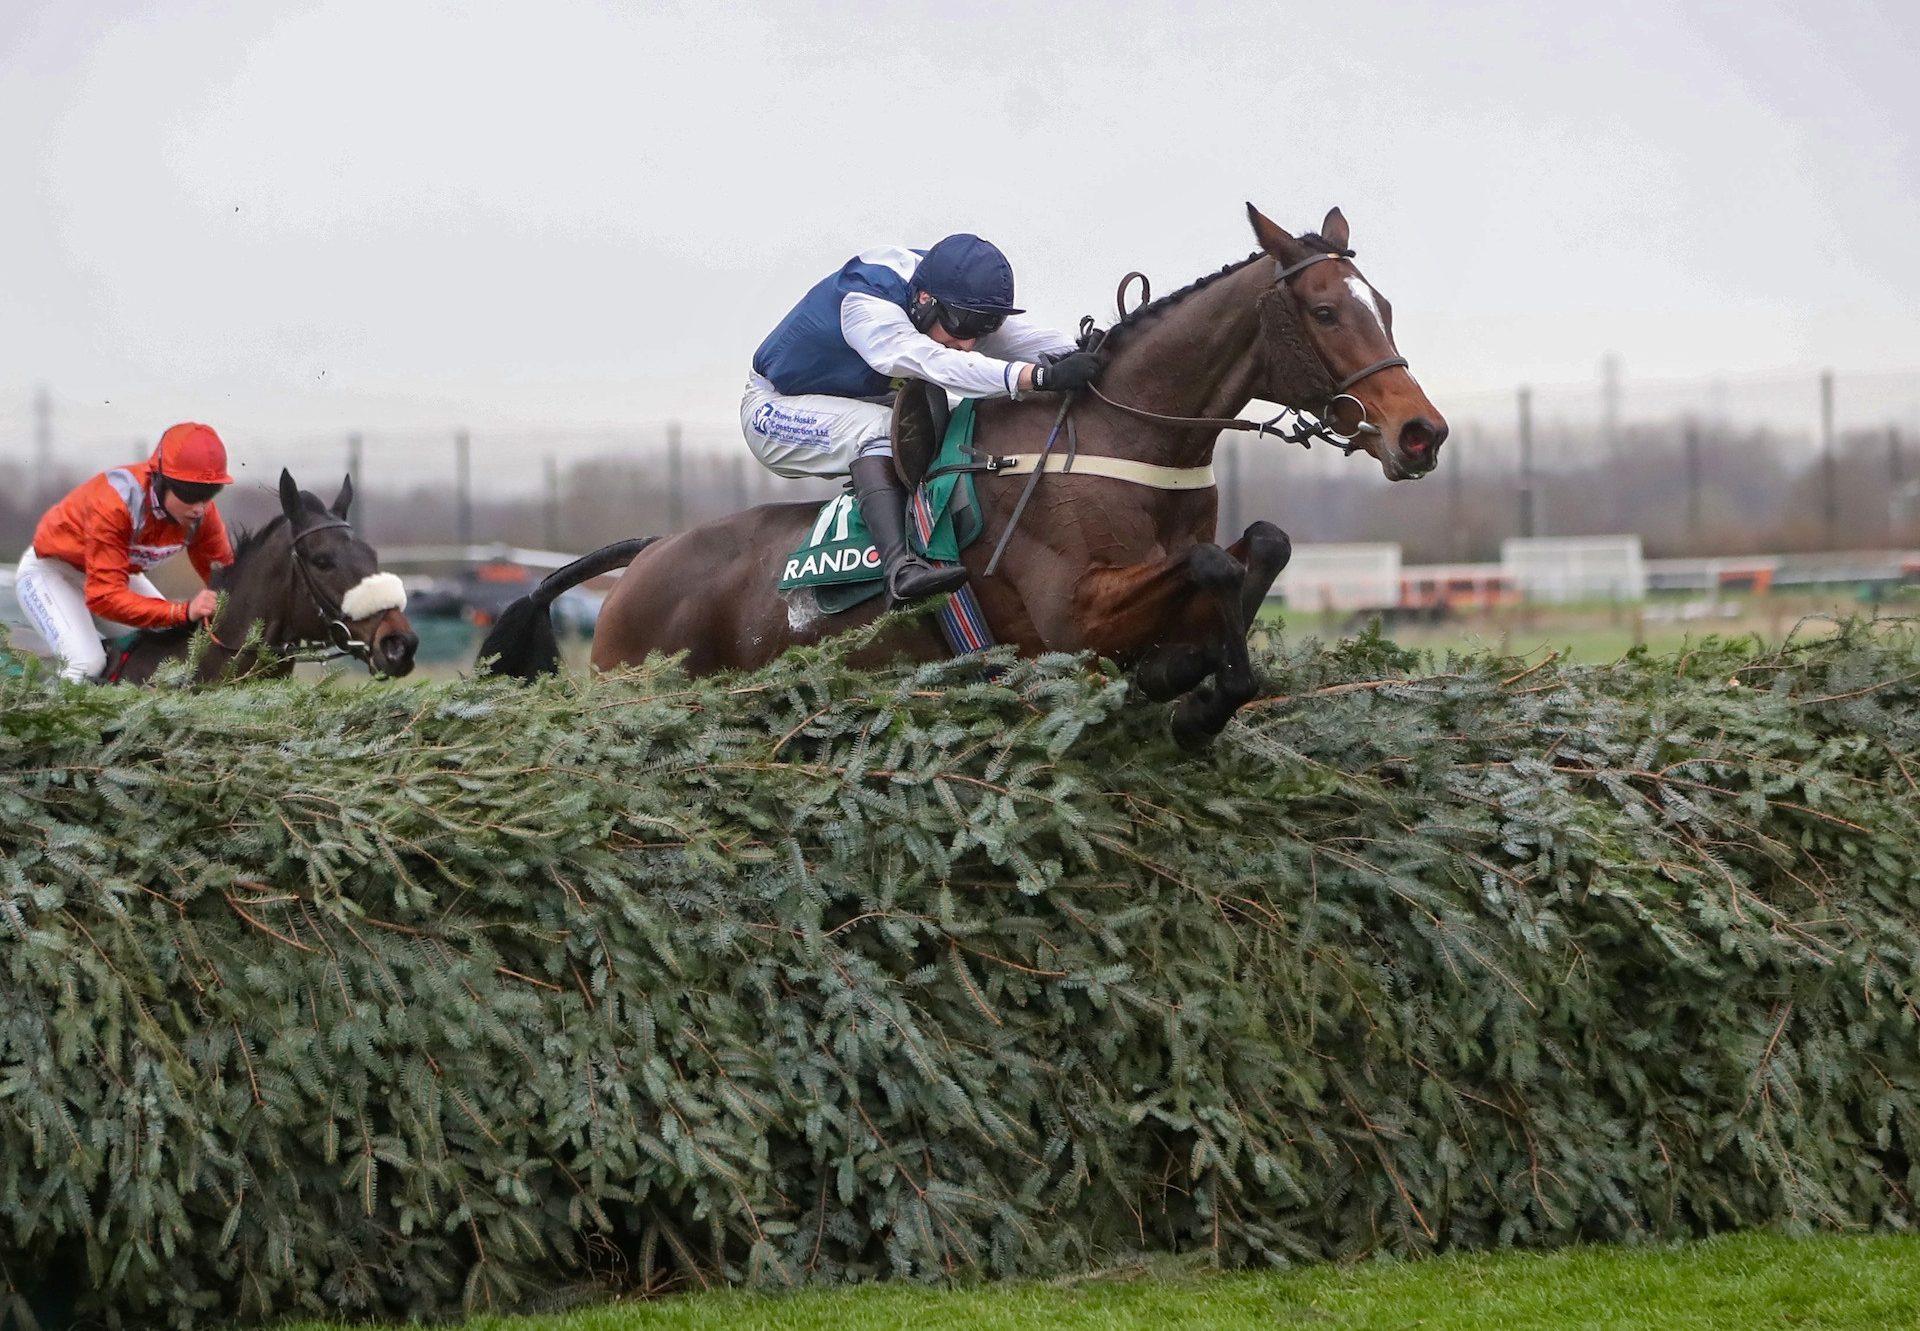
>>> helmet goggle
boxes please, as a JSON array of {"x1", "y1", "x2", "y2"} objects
[
  {"x1": 931, "y1": 298, "x2": 1007, "y2": 341},
  {"x1": 162, "y1": 477, "x2": 225, "y2": 505}
]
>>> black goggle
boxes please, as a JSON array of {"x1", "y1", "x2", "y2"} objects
[
  {"x1": 933, "y1": 300, "x2": 1007, "y2": 340},
  {"x1": 163, "y1": 479, "x2": 225, "y2": 504}
]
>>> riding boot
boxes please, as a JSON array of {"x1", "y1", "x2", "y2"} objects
[{"x1": 849, "y1": 456, "x2": 968, "y2": 606}]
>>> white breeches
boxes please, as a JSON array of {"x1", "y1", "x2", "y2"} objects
[
  {"x1": 739, "y1": 372, "x2": 894, "y2": 479},
  {"x1": 12, "y1": 547, "x2": 161, "y2": 682}
]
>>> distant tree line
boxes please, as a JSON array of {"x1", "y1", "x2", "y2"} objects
[{"x1": 3, "y1": 417, "x2": 1915, "y2": 567}]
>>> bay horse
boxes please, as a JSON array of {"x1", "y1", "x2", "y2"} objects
[
  {"x1": 481, "y1": 204, "x2": 1447, "y2": 745},
  {"x1": 111, "y1": 470, "x2": 419, "y2": 685}
]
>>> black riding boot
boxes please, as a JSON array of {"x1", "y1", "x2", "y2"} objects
[{"x1": 850, "y1": 456, "x2": 968, "y2": 606}]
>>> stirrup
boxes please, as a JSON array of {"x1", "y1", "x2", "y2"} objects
[{"x1": 886, "y1": 556, "x2": 968, "y2": 606}]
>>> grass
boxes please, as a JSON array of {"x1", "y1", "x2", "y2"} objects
[
  {"x1": 279, "y1": 1233, "x2": 1920, "y2": 1330},
  {"x1": 1262, "y1": 590, "x2": 1913, "y2": 665}
]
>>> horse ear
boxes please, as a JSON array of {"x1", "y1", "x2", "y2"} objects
[
  {"x1": 278, "y1": 469, "x2": 306, "y2": 529},
  {"x1": 331, "y1": 474, "x2": 354, "y2": 520},
  {"x1": 1320, "y1": 207, "x2": 1350, "y2": 252},
  {"x1": 1246, "y1": 202, "x2": 1307, "y2": 264}
]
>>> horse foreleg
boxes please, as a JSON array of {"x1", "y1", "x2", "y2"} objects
[
  {"x1": 1159, "y1": 522, "x2": 1297, "y2": 741},
  {"x1": 1123, "y1": 521, "x2": 1288, "y2": 664},
  {"x1": 1225, "y1": 520, "x2": 1292, "y2": 634},
  {"x1": 1076, "y1": 544, "x2": 1252, "y2": 746}
]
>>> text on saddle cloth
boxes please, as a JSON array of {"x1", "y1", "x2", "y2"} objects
[{"x1": 777, "y1": 399, "x2": 986, "y2": 603}]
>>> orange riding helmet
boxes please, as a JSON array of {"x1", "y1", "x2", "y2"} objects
[{"x1": 153, "y1": 422, "x2": 235, "y2": 485}]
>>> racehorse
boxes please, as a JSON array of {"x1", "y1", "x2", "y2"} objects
[
  {"x1": 111, "y1": 470, "x2": 419, "y2": 685},
  {"x1": 480, "y1": 204, "x2": 1447, "y2": 745}
]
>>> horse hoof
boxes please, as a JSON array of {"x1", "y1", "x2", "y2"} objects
[
  {"x1": 1245, "y1": 521, "x2": 1292, "y2": 574},
  {"x1": 1169, "y1": 698, "x2": 1225, "y2": 751}
]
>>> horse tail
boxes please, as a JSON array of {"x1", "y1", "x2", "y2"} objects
[{"x1": 475, "y1": 538, "x2": 656, "y2": 680}]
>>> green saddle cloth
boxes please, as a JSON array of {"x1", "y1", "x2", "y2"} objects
[{"x1": 777, "y1": 399, "x2": 986, "y2": 613}]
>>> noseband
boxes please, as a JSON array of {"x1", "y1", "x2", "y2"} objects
[{"x1": 1083, "y1": 251, "x2": 1408, "y2": 455}]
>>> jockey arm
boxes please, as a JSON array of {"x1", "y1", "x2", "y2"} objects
[
  {"x1": 840, "y1": 294, "x2": 1074, "y2": 399},
  {"x1": 974, "y1": 315, "x2": 1079, "y2": 368},
  {"x1": 82, "y1": 509, "x2": 194, "y2": 629}
]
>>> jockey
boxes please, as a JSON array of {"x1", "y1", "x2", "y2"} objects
[
  {"x1": 12, "y1": 422, "x2": 236, "y2": 683},
  {"x1": 743, "y1": 233, "x2": 1103, "y2": 605}
]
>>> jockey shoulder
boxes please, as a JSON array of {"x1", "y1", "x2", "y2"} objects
[
  {"x1": 751, "y1": 233, "x2": 1097, "y2": 401},
  {"x1": 31, "y1": 422, "x2": 238, "y2": 630}
]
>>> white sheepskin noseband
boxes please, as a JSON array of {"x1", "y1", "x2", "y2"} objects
[{"x1": 339, "y1": 572, "x2": 408, "y2": 620}]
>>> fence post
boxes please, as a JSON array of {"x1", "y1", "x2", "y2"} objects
[
  {"x1": 544, "y1": 454, "x2": 561, "y2": 550},
  {"x1": 1684, "y1": 416, "x2": 1701, "y2": 535},
  {"x1": 455, "y1": 429, "x2": 472, "y2": 551},
  {"x1": 33, "y1": 385, "x2": 53, "y2": 510},
  {"x1": 1450, "y1": 421, "x2": 1468, "y2": 561},
  {"x1": 1517, "y1": 386, "x2": 1536, "y2": 538},
  {"x1": 346, "y1": 433, "x2": 364, "y2": 535},
  {"x1": 667, "y1": 422, "x2": 684, "y2": 532},
  {"x1": 1601, "y1": 354, "x2": 1622, "y2": 526},
  {"x1": 1820, "y1": 370, "x2": 1836, "y2": 547},
  {"x1": 1220, "y1": 437, "x2": 1241, "y2": 541}
]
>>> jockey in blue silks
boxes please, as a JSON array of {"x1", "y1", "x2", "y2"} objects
[{"x1": 742, "y1": 234, "x2": 1104, "y2": 606}]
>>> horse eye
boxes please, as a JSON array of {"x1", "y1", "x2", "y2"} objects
[
  {"x1": 311, "y1": 554, "x2": 336, "y2": 571},
  {"x1": 1312, "y1": 305, "x2": 1338, "y2": 325}
]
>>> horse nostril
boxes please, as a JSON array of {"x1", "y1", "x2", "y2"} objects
[
  {"x1": 1400, "y1": 417, "x2": 1444, "y2": 458},
  {"x1": 384, "y1": 634, "x2": 418, "y2": 667}
]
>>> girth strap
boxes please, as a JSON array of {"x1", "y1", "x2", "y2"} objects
[{"x1": 972, "y1": 451, "x2": 1216, "y2": 491}]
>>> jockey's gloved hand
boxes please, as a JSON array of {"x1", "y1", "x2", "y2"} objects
[{"x1": 1032, "y1": 350, "x2": 1103, "y2": 393}]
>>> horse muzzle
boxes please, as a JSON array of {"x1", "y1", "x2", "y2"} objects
[
  {"x1": 366, "y1": 612, "x2": 419, "y2": 677},
  {"x1": 1384, "y1": 415, "x2": 1448, "y2": 480}
]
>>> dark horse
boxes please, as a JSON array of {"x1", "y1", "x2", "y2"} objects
[
  {"x1": 481, "y1": 204, "x2": 1447, "y2": 745},
  {"x1": 112, "y1": 470, "x2": 419, "y2": 685}
]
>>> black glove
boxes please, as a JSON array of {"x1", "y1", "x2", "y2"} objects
[{"x1": 1031, "y1": 350, "x2": 1102, "y2": 393}]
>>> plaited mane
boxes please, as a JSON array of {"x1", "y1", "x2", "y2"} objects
[{"x1": 1096, "y1": 232, "x2": 1349, "y2": 356}]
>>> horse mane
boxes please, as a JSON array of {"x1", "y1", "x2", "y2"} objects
[{"x1": 1096, "y1": 232, "x2": 1346, "y2": 354}]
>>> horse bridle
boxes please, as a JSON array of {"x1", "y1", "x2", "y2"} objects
[
  {"x1": 284, "y1": 519, "x2": 383, "y2": 664},
  {"x1": 1083, "y1": 251, "x2": 1409, "y2": 455}
]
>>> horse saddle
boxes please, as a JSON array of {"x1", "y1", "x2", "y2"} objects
[
  {"x1": 890, "y1": 379, "x2": 950, "y2": 489},
  {"x1": 776, "y1": 393, "x2": 985, "y2": 613},
  {"x1": 101, "y1": 631, "x2": 143, "y2": 684}
]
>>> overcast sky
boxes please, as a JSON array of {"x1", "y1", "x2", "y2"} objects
[{"x1": 2, "y1": 0, "x2": 1916, "y2": 478}]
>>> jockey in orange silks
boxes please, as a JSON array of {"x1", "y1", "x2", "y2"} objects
[{"x1": 13, "y1": 422, "x2": 236, "y2": 682}]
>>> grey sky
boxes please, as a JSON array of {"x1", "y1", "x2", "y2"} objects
[{"x1": 2, "y1": 0, "x2": 1916, "y2": 482}]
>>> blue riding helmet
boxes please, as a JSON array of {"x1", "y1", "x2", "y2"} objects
[{"x1": 911, "y1": 234, "x2": 1025, "y2": 338}]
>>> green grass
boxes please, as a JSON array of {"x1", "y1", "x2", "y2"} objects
[
  {"x1": 282, "y1": 1234, "x2": 1920, "y2": 1330},
  {"x1": 1261, "y1": 590, "x2": 1902, "y2": 665}
]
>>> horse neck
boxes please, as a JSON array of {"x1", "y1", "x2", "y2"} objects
[
  {"x1": 1092, "y1": 256, "x2": 1274, "y2": 467},
  {"x1": 200, "y1": 530, "x2": 294, "y2": 678}
]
